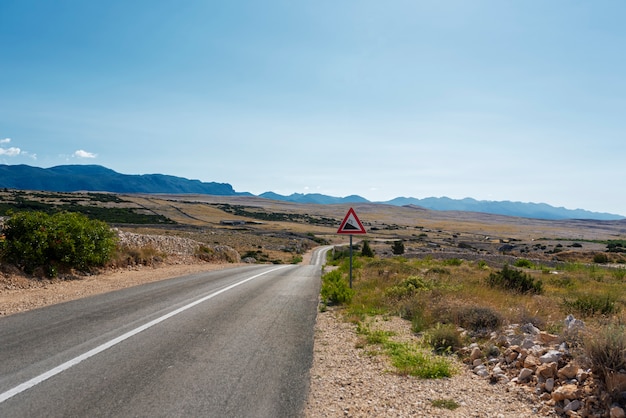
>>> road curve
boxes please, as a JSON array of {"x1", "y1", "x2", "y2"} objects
[{"x1": 0, "y1": 246, "x2": 333, "y2": 417}]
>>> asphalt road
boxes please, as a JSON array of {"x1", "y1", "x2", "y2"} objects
[{"x1": 0, "y1": 247, "x2": 332, "y2": 418}]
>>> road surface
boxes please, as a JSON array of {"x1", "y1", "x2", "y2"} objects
[{"x1": 0, "y1": 246, "x2": 332, "y2": 417}]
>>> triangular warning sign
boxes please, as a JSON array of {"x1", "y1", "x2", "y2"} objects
[{"x1": 337, "y1": 207, "x2": 367, "y2": 235}]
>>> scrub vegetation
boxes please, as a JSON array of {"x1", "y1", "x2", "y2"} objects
[{"x1": 323, "y1": 248, "x2": 626, "y2": 386}]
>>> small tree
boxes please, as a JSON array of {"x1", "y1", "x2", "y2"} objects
[
  {"x1": 392, "y1": 240, "x2": 405, "y2": 255},
  {"x1": 361, "y1": 240, "x2": 374, "y2": 257}
]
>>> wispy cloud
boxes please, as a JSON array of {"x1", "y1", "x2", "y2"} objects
[
  {"x1": 0, "y1": 138, "x2": 11, "y2": 144},
  {"x1": 0, "y1": 147, "x2": 21, "y2": 156},
  {"x1": 73, "y1": 149, "x2": 97, "y2": 158}
]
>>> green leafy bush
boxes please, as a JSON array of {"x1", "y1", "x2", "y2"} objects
[
  {"x1": 2, "y1": 211, "x2": 116, "y2": 276},
  {"x1": 320, "y1": 270, "x2": 354, "y2": 305},
  {"x1": 486, "y1": 264, "x2": 543, "y2": 294}
]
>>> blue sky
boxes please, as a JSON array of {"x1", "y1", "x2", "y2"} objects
[{"x1": 1, "y1": 1, "x2": 625, "y2": 216}]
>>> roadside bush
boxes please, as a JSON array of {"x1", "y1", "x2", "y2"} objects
[
  {"x1": 2, "y1": 211, "x2": 116, "y2": 276},
  {"x1": 486, "y1": 264, "x2": 543, "y2": 294},
  {"x1": 320, "y1": 270, "x2": 354, "y2": 305}
]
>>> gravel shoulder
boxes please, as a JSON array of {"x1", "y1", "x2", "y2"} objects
[{"x1": 304, "y1": 308, "x2": 547, "y2": 418}]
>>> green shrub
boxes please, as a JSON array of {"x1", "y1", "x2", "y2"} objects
[
  {"x1": 514, "y1": 258, "x2": 534, "y2": 269},
  {"x1": 384, "y1": 275, "x2": 434, "y2": 299},
  {"x1": 425, "y1": 323, "x2": 463, "y2": 354},
  {"x1": 361, "y1": 240, "x2": 374, "y2": 257},
  {"x1": 391, "y1": 240, "x2": 405, "y2": 255},
  {"x1": 320, "y1": 270, "x2": 354, "y2": 305},
  {"x1": 562, "y1": 294, "x2": 619, "y2": 317},
  {"x1": 486, "y1": 264, "x2": 543, "y2": 294},
  {"x1": 477, "y1": 260, "x2": 489, "y2": 269},
  {"x1": 2, "y1": 211, "x2": 116, "y2": 276}
]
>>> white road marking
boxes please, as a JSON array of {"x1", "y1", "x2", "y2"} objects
[{"x1": 0, "y1": 265, "x2": 289, "y2": 404}]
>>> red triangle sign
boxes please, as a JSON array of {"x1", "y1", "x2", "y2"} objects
[{"x1": 337, "y1": 207, "x2": 367, "y2": 234}]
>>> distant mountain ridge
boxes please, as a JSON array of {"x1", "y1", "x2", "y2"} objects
[
  {"x1": 0, "y1": 164, "x2": 622, "y2": 221},
  {"x1": 0, "y1": 164, "x2": 240, "y2": 195}
]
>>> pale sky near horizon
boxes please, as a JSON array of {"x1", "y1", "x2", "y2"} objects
[{"x1": 1, "y1": 1, "x2": 625, "y2": 216}]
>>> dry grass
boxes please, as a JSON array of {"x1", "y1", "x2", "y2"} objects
[{"x1": 337, "y1": 254, "x2": 626, "y2": 341}]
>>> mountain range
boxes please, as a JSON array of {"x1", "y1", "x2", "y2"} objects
[{"x1": 0, "y1": 164, "x2": 623, "y2": 221}]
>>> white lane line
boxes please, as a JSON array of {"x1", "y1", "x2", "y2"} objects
[{"x1": 0, "y1": 265, "x2": 289, "y2": 404}]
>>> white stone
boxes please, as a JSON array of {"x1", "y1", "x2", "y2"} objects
[{"x1": 540, "y1": 350, "x2": 562, "y2": 364}]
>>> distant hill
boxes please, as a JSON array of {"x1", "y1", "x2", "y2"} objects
[
  {"x1": 261, "y1": 192, "x2": 623, "y2": 221},
  {"x1": 384, "y1": 196, "x2": 624, "y2": 221},
  {"x1": 0, "y1": 164, "x2": 622, "y2": 221},
  {"x1": 0, "y1": 164, "x2": 241, "y2": 195},
  {"x1": 258, "y1": 192, "x2": 368, "y2": 205}
]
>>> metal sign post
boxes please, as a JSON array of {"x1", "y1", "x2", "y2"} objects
[
  {"x1": 349, "y1": 234, "x2": 353, "y2": 288},
  {"x1": 337, "y1": 207, "x2": 366, "y2": 288}
]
